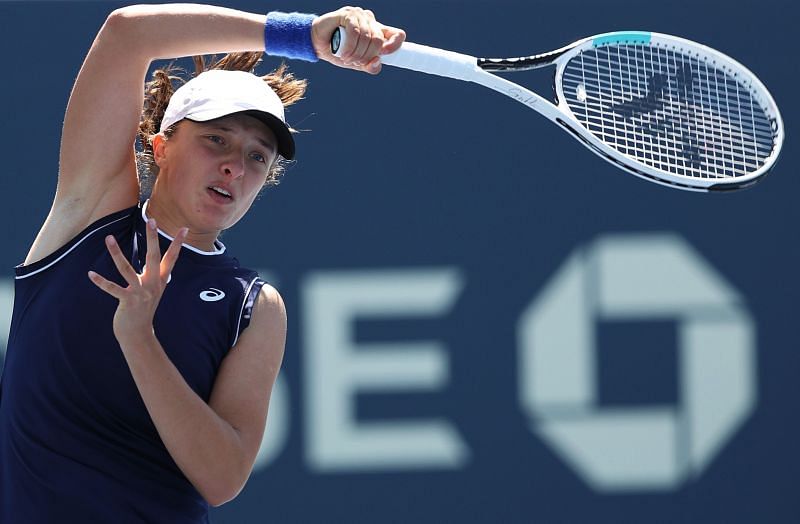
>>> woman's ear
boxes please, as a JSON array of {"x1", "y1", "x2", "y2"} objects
[{"x1": 152, "y1": 133, "x2": 168, "y2": 167}]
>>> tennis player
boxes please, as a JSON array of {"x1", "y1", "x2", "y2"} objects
[{"x1": 0, "y1": 4, "x2": 403, "y2": 522}]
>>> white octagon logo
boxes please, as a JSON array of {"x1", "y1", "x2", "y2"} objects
[{"x1": 518, "y1": 234, "x2": 756, "y2": 492}]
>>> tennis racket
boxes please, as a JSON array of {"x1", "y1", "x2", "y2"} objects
[{"x1": 332, "y1": 29, "x2": 784, "y2": 192}]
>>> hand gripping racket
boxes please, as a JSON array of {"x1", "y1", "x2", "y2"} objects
[{"x1": 332, "y1": 29, "x2": 784, "y2": 191}]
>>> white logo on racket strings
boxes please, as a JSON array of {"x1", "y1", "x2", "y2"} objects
[{"x1": 199, "y1": 288, "x2": 226, "y2": 302}]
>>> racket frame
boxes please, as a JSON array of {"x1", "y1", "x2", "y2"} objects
[
  {"x1": 543, "y1": 32, "x2": 783, "y2": 191},
  {"x1": 334, "y1": 29, "x2": 784, "y2": 191}
]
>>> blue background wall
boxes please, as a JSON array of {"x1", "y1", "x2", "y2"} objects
[{"x1": 1, "y1": 1, "x2": 798, "y2": 522}]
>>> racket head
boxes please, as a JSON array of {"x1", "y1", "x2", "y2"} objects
[{"x1": 551, "y1": 32, "x2": 783, "y2": 191}]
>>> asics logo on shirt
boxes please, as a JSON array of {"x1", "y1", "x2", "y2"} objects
[{"x1": 199, "y1": 288, "x2": 226, "y2": 302}]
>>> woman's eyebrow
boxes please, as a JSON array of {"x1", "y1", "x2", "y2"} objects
[
  {"x1": 205, "y1": 124, "x2": 276, "y2": 152},
  {"x1": 256, "y1": 137, "x2": 277, "y2": 153}
]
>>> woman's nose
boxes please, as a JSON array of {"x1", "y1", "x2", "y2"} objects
[{"x1": 220, "y1": 154, "x2": 245, "y2": 178}]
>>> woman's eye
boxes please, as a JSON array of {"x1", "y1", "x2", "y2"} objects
[
  {"x1": 207, "y1": 135, "x2": 224, "y2": 144},
  {"x1": 250, "y1": 152, "x2": 266, "y2": 163}
]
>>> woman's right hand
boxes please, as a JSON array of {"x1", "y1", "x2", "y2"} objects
[{"x1": 312, "y1": 7, "x2": 405, "y2": 74}]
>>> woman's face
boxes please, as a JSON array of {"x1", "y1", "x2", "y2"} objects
[{"x1": 151, "y1": 113, "x2": 278, "y2": 235}]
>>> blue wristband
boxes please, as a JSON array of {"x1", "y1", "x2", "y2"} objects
[{"x1": 265, "y1": 12, "x2": 319, "y2": 62}]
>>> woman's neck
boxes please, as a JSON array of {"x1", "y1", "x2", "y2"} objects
[{"x1": 144, "y1": 197, "x2": 221, "y2": 253}]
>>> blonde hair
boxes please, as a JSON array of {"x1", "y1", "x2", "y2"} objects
[{"x1": 136, "y1": 52, "x2": 307, "y2": 196}]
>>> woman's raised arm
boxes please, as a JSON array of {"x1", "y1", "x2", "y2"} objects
[{"x1": 27, "y1": 4, "x2": 404, "y2": 265}]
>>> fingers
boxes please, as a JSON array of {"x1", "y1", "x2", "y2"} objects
[
  {"x1": 160, "y1": 227, "x2": 188, "y2": 282},
  {"x1": 381, "y1": 26, "x2": 406, "y2": 55},
  {"x1": 313, "y1": 7, "x2": 405, "y2": 74},
  {"x1": 91, "y1": 220, "x2": 188, "y2": 299},
  {"x1": 348, "y1": 11, "x2": 384, "y2": 63},
  {"x1": 104, "y1": 235, "x2": 141, "y2": 287},
  {"x1": 364, "y1": 27, "x2": 406, "y2": 74},
  {"x1": 144, "y1": 218, "x2": 161, "y2": 283},
  {"x1": 87, "y1": 270, "x2": 126, "y2": 300},
  {"x1": 144, "y1": 218, "x2": 187, "y2": 285}
]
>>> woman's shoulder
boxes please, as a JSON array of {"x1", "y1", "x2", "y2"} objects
[
  {"x1": 18, "y1": 205, "x2": 139, "y2": 278},
  {"x1": 24, "y1": 191, "x2": 139, "y2": 265},
  {"x1": 249, "y1": 283, "x2": 286, "y2": 332}
]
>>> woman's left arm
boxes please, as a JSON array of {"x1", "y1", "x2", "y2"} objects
[{"x1": 89, "y1": 221, "x2": 286, "y2": 506}]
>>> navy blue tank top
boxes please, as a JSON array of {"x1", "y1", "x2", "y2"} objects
[{"x1": 0, "y1": 204, "x2": 264, "y2": 523}]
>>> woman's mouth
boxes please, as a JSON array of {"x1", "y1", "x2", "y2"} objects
[{"x1": 207, "y1": 186, "x2": 233, "y2": 203}]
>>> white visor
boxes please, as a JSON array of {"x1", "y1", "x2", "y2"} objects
[{"x1": 159, "y1": 69, "x2": 295, "y2": 159}]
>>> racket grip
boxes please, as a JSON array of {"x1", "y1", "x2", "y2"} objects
[{"x1": 331, "y1": 27, "x2": 479, "y2": 81}]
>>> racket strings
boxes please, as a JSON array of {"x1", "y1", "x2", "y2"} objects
[{"x1": 561, "y1": 43, "x2": 776, "y2": 179}]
